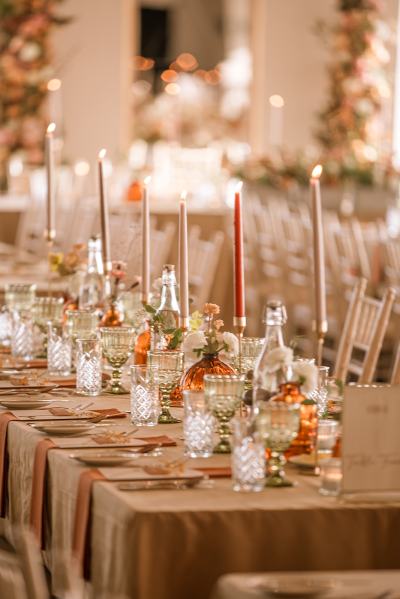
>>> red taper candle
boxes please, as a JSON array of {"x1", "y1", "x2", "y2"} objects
[{"x1": 233, "y1": 182, "x2": 245, "y2": 323}]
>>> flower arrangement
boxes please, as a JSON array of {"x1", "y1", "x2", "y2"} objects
[
  {"x1": 182, "y1": 303, "x2": 239, "y2": 360},
  {"x1": 48, "y1": 244, "x2": 86, "y2": 276},
  {"x1": 261, "y1": 346, "x2": 319, "y2": 395},
  {"x1": 0, "y1": 0, "x2": 71, "y2": 188}
]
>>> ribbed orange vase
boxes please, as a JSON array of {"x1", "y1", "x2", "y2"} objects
[{"x1": 178, "y1": 353, "x2": 235, "y2": 399}]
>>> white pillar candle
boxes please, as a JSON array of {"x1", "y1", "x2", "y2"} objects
[
  {"x1": 45, "y1": 122, "x2": 56, "y2": 242},
  {"x1": 179, "y1": 190, "x2": 189, "y2": 326},
  {"x1": 98, "y1": 149, "x2": 111, "y2": 273},
  {"x1": 141, "y1": 177, "x2": 151, "y2": 304},
  {"x1": 310, "y1": 164, "x2": 327, "y2": 336}
]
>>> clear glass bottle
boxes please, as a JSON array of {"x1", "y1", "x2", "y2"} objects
[
  {"x1": 152, "y1": 264, "x2": 180, "y2": 349},
  {"x1": 252, "y1": 300, "x2": 288, "y2": 409},
  {"x1": 79, "y1": 237, "x2": 105, "y2": 310}
]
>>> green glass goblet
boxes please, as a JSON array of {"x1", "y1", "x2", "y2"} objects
[
  {"x1": 5, "y1": 284, "x2": 36, "y2": 312},
  {"x1": 101, "y1": 327, "x2": 135, "y2": 394},
  {"x1": 204, "y1": 373, "x2": 245, "y2": 454},
  {"x1": 256, "y1": 402, "x2": 301, "y2": 487},
  {"x1": 147, "y1": 350, "x2": 184, "y2": 424}
]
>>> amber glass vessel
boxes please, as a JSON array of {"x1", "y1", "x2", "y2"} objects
[
  {"x1": 100, "y1": 301, "x2": 123, "y2": 327},
  {"x1": 272, "y1": 382, "x2": 317, "y2": 457},
  {"x1": 178, "y1": 353, "x2": 235, "y2": 399},
  {"x1": 134, "y1": 328, "x2": 151, "y2": 365}
]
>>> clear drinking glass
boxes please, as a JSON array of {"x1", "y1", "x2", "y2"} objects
[
  {"x1": 66, "y1": 309, "x2": 98, "y2": 363},
  {"x1": 319, "y1": 458, "x2": 342, "y2": 496},
  {"x1": 308, "y1": 366, "x2": 330, "y2": 416},
  {"x1": 317, "y1": 419, "x2": 339, "y2": 455},
  {"x1": 204, "y1": 373, "x2": 246, "y2": 454},
  {"x1": 101, "y1": 327, "x2": 135, "y2": 394},
  {"x1": 256, "y1": 402, "x2": 301, "y2": 487},
  {"x1": 5, "y1": 284, "x2": 36, "y2": 312},
  {"x1": 47, "y1": 324, "x2": 72, "y2": 377},
  {"x1": 11, "y1": 312, "x2": 34, "y2": 360},
  {"x1": 0, "y1": 307, "x2": 11, "y2": 347},
  {"x1": 183, "y1": 390, "x2": 214, "y2": 458},
  {"x1": 130, "y1": 365, "x2": 160, "y2": 426},
  {"x1": 33, "y1": 297, "x2": 65, "y2": 332},
  {"x1": 232, "y1": 418, "x2": 266, "y2": 492},
  {"x1": 233, "y1": 337, "x2": 264, "y2": 380},
  {"x1": 120, "y1": 291, "x2": 146, "y2": 332},
  {"x1": 76, "y1": 337, "x2": 102, "y2": 396},
  {"x1": 147, "y1": 350, "x2": 184, "y2": 424}
]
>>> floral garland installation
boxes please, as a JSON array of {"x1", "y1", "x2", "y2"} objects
[{"x1": 0, "y1": 0, "x2": 70, "y2": 186}]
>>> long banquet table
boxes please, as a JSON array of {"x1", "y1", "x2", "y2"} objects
[{"x1": 2, "y1": 389, "x2": 400, "y2": 599}]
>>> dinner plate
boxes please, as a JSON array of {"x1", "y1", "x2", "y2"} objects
[
  {"x1": 0, "y1": 382, "x2": 58, "y2": 392},
  {"x1": 0, "y1": 397, "x2": 56, "y2": 409},
  {"x1": 70, "y1": 451, "x2": 138, "y2": 466},
  {"x1": 29, "y1": 422, "x2": 96, "y2": 436},
  {"x1": 256, "y1": 576, "x2": 336, "y2": 597},
  {"x1": 288, "y1": 453, "x2": 332, "y2": 469}
]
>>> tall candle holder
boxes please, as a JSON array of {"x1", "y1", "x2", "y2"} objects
[
  {"x1": 309, "y1": 318, "x2": 328, "y2": 478},
  {"x1": 233, "y1": 316, "x2": 246, "y2": 379},
  {"x1": 45, "y1": 233, "x2": 56, "y2": 298}
]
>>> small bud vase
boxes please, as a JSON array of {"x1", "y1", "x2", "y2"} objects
[{"x1": 179, "y1": 353, "x2": 235, "y2": 398}]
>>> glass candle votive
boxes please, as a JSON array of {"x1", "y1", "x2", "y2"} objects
[
  {"x1": 47, "y1": 324, "x2": 72, "y2": 377},
  {"x1": 76, "y1": 337, "x2": 102, "y2": 396},
  {"x1": 130, "y1": 365, "x2": 160, "y2": 427},
  {"x1": 11, "y1": 312, "x2": 34, "y2": 360},
  {"x1": 183, "y1": 390, "x2": 214, "y2": 458},
  {"x1": 232, "y1": 418, "x2": 265, "y2": 492},
  {"x1": 317, "y1": 419, "x2": 339, "y2": 455},
  {"x1": 319, "y1": 458, "x2": 342, "y2": 496}
]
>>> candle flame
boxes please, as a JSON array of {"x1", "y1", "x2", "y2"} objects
[
  {"x1": 144, "y1": 176, "x2": 151, "y2": 185},
  {"x1": 269, "y1": 94, "x2": 285, "y2": 108},
  {"x1": 98, "y1": 148, "x2": 107, "y2": 160},
  {"x1": 236, "y1": 181, "x2": 243, "y2": 193},
  {"x1": 180, "y1": 190, "x2": 187, "y2": 201},
  {"x1": 46, "y1": 122, "x2": 56, "y2": 134},
  {"x1": 311, "y1": 164, "x2": 323, "y2": 179}
]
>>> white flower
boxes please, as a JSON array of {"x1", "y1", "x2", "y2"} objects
[
  {"x1": 263, "y1": 346, "x2": 293, "y2": 374},
  {"x1": 292, "y1": 361, "x2": 318, "y2": 394},
  {"x1": 221, "y1": 332, "x2": 239, "y2": 356},
  {"x1": 182, "y1": 331, "x2": 207, "y2": 360},
  {"x1": 19, "y1": 42, "x2": 41, "y2": 62}
]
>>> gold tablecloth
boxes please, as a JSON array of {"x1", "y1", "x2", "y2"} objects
[{"x1": 4, "y1": 395, "x2": 400, "y2": 599}]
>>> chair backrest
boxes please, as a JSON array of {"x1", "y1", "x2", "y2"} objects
[
  {"x1": 188, "y1": 226, "x2": 224, "y2": 309},
  {"x1": 390, "y1": 342, "x2": 400, "y2": 385},
  {"x1": 334, "y1": 278, "x2": 396, "y2": 383}
]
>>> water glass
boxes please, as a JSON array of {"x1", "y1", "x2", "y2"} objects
[
  {"x1": 233, "y1": 337, "x2": 264, "y2": 381},
  {"x1": 148, "y1": 350, "x2": 184, "y2": 424},
  {"x1": 183, "y1": 390, "x2": 214, "y2": 458},
  {"x1": 47, "y1": 324, "x2": 72, "y2": 377},
  {"x1": 66, "y1": 308, "x2": 98, "y2": 364},
  {"x1": 0, "y1": 307, "x2": 11, "y2": 347},
  {"x1": 11, "y1": 312, "x2": 34, "y2": 360},
  {"x1": 204, "y1": 373, "x2": 246, "y2": 454},
  {"x1": 309, "y1": 366, "x2": 330, "y2": 416},
  {"x1": 33, "y1": 297, "x2": 65, "y2": 332},
  {"x1": 130, "y1": 365, "x2": 160, "y2": 426},
  {"x1": 256, "y1": 402, "x2": 301, "y2": 487},
  {"x1": 232, "y1": 418, "x2": 265, "y2": 492},
  {"x1": 76, "y1": 337, "x2": 102, "y2": 396},
  {"x1": 5, "y1": 284, "x2": 36, "y2": 312},
  {"x1": 120, "y1": 291, "x2": 146, "y2": 332},
  {"x1": 319, "y1": 458, "x2": 342, "y2": 496},
  {"x1": 101, "y1": 327, "x2": 136, "y2": 394},
  {"x1": 317, "y1": 419, "x2": 339, "y2": 455}
]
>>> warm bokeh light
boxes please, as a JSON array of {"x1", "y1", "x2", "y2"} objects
[
  {"x1": 46, "y1": 122, "x2": 56, "y2": 134},
  {"x1": 204, "y1": 69, "x2": 220, "y2": 85},
  {"x1": 176, "y1": 53, "x2": 198, "y2": 71},
  {"x1": 133, "y1": 56, "x2": 155, "y2": 71},
  {"x1": 98, "y1": 148, "x2": 107, "y2": 160},
  {"x1": 269, "y1": 94, "x2": 285, "y2": 108},
  {"x1": 169, "y1": 61, "x2": 182, "y2": 71},
  {"x1": 194, "y1": 69, "x2": 207, "y2": 79},
  {"x1": 165, "y1": 83, "x2": 181, "y2": 95},
  {"x1": 47, "y1": 78, "x2": 62, "y2": 91},
  {"x1": 236, "y1": 181, "x2": 243, "y2": 193},
  {"x1": 311, "y1": 164, "x2": 323, "y2": 179},
  {"x1": 180, "y1": 190, "x2": 187, "y2": 201},
  {"x1": 144, "y1": 176, "x2": 151, "y2": 185},
  {"x1": 161, "y1": 69, "x2": 178, "y2": 83},
  {"x1": 74, "y1": 160, "x2": 90, "y2": 176}
]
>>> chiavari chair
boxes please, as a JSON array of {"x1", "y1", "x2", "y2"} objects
[
  {"x1": 390, "y1": 342, "x2": 400, "y2": 385},
  {"x1": 334, "y1": 278, "x2": 396, "y2": 384}
]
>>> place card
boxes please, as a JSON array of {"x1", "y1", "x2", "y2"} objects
[{"x1": 342, "y1": 384, "x2": 400, "y2": 495}]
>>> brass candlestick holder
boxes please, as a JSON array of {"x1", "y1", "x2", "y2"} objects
[
  {"x1": 233, "y1": 315, "x2": 246, "y2": 381},
  {"x1": 45, "y1": 229, "x2": 56, "y2": 298}
]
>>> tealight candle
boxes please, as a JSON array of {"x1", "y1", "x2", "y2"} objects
[
  {"x1": 317, "y1": 419, "x2": 339, "y2": 454},
  {"x1": 319, "y1": 458, "x2": 342, "y2": 496}
]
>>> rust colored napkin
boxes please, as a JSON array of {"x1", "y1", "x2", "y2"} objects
[
  {"x1": 136, "y1": 435, "x2": 176, "y2": 447},
  {"x1": 29, "y1": 438, "x2": 57, "y2": 548},
  {"x1": 72, "y1": 469, "x2": 106, "y2": 579},
  {"x1": 0, "y1": 412, "x2": 18, "y2": 517},
  {"x1": 49, "y1": 407, "x2": 126, "y2": 419},
  {"x1": 91, "y1": 434, "x2": 177, "y2": 446},
  {"x1": 196, "y1": 466, "x2": 232, "y2": 478}
]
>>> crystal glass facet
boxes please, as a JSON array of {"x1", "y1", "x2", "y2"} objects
[
  {"x1": 66, "y1": 309, "x2": 98, "y2": 364},
  {"x1": 101, "y1": 327, "x2": 135, "y2": 394},
  {"x1": 47, "y1": 324, "x2": 72, "y2": 377},
  {"x1": 232, "y1": 418, "x2": 266, "y2": 492},
  {"x1": 11, "y1": 312, "x2": 34, "y2": 360},
  {"x1": 148, "y1": 350, "x2": 184, "y2": 424},
  {"x1": 308, "y1": 366, "x2": 330, "y2": 416},
  {"x1": 204, "y1": 373, "x2": 245, "y2": 454},
  {"x1": 183, "y1": 390, "x2": 214, "y2": 458},
  {"x1": 256, "y1": 402, "x2": 301, "y2": 487},
  {"x1": 130, "y1": 365, "x2": 160, "y2": 426},
  {"x1": 0, "y1": 307, "x2": 11, "y2": 347},
  {"x1": 76, "y1": 337, "x2": 102, "y2": 396}
]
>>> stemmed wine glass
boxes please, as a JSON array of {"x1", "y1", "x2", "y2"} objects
[
  {"x1": 204, "y1": 373, "x2": 245, "y2": 454},
  {"x1": 101, "y1": 327, "x2": 135, "y2": 394},
  {"x1": 147, "y1": 350, "x2": 184, "y2": 424},
  {"x1": 256, "y1": 402, "x2": 301, "y2": 487}
]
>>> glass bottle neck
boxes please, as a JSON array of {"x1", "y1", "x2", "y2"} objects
[
  {"x1": 158, "y1": 284, "x2": 180, "y2": 313},
  {"x1": 87, "y1": 247, "x2": 104, "y2": 275},
  {"x1": 263, "y1": 323, "x2": 284, "y2": 350}
]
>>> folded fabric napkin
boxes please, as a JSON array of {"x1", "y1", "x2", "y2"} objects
[
  {"x1": 196, "y1": 466, "x2": 232, "y2": 478},
  {"x1": 29, "y1": 438, "x2": 57, "y2": 548},
  {"x1": 91, "y1": 433, "x2": 176, "y2": 447},
  {"x1": 72, "y1": 469, "x2": 106, "y2": 579},
  {"x1": 49, "y1": 407, "x2": 126, "y2": 419},
  {"x1": 0, "y1": 412, "x2": 18, "y2": 516}
]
